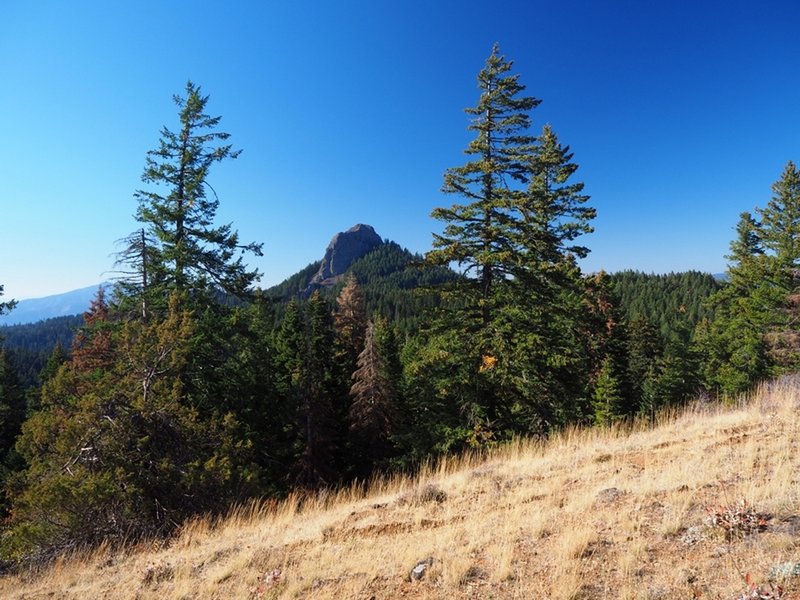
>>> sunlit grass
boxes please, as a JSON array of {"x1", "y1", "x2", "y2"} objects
[{"x1": 3, "y1": 378, "x2": 800, "y2": 598}]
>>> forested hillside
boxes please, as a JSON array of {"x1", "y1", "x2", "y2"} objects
[
  {"x1": 267, "y1": 241, "x2": 457, "y2": 332},
  {"x1": 609, "y1": 270, "x2": 720, "y2": 337},
  {"x1": 0, "y1": 46, "x2": 798, "y2": 573},
  {"x1": 0, "y1": 315, "x2": 80, "y2": 388}
]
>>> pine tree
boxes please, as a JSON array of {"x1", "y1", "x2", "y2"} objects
[
  {"x1": 349, "y1": 321, "x2": 396, "y2": 471},
  {"x1": 333, "y1": 273, "x2": 367, "y2": 373},
  {"x1": 758, "y1": 162, "x2": 800, "y2": 273},
  {"x1": 514, "y1": 123, "x2": 595, "y2": 269},
  {"x1": 626, "y1": 315, "x2": 663, "y2": 408},
  {"x1": 224, "y1": 293, "x2": 287, "y2": 492},
  {"x1": 113, "y1": 228, "x2": 158, "y2": 320},
  {"x1": 428, "y1": 43, "x2": 539, "y2": 332},
  {"x1": 425, "y1": 44, "x2": 539, "y2": 436},
  {"x1": 275, "y1": 295, "x2": 339, "y2": 488},
  {"x1": 40, "y1": 342, "x2": 69, "y2": 385},
  {"x1": 642, "y1": 328, "x2": 701, "y2": 413},
  {"x1": 70, "y1": 288, "x2": 115, "y2": 375},
  {"x1": 592, "y1": 356, "x2": 625, "y2": 425},
  {"x1": 6, "y1": 295, "x2": 248, "y2": 556},
  {"x1": 0, "y1": 284, "x2": 15, "y2": 317},
  {"x1": 757, "y1": 161, "x2": 800, "y2": 369},
  {"x1": 373, "y1": 316, "x2": 403, "y2": 412},
  {"x1": 130, "y1": 81, "x2": 262, "y2": 308},
  {"x1": 0, "y1": 349, "x2": 24, "y2": 461},
  {"x1": 582, "y1": 272, "x2": 631, "y2": 420},
  {"x1": 702, "y1": 212, "x2": 770, "y2": 394},
  {"x1": 702, "y1": 163, "x2": 800, "y2": 394},
  {"x1": 424, "y1": 45, "x2": 593, "y2": 438},
  {"x1": 299, "y1": 292, "x2": 340, "y2": 487}
]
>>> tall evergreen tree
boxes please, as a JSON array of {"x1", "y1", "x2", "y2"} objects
[
  {"x1": 275, "y1": 295, "x2": 339, "y2": 488},
  {"x1": 130, "y1": 81, "x2": 262, "y2": 308},
  {"x1": 701, "y1": 212, "x2": 770, "y2": 394},
  {"x1": 113, "y1": 228, "x2": 158, "y2": 320},
  {"x1": 702, "y1": 162, "x2": 800, "y2": 394},
  {"x1": 640, "y1": 325, "x2": 701, "y2": 415},
  {"x1": 582, "y1": 272, "x2": 631, "y2": 420},
  {"x1": 424, "y1": 44, "x2": 593, "y2": 439},
  {"x1": 349, "y1": 321, "x2": 396, "y2": 473},
  {"x1": 0, "y1": 350, "x2": 24, "y2": 462},
  {"x1": 626, "y1": 315, "x2": 663, "y2": 408},
  {"x1": 373, "y1": 316, "x2": 404, "y2": 414},
  {"x1": 333, "y1": 273, "x2": 368, "y2": 374},
  {"x1": 0, "y1": 348, "x2": 25, "y2": 516},
  {"x1": 758, "y1": 162, "x2": 800, "y2": 273},
  {"x1": 514, "y1": 123, "x2": 595, "y2": 268},
  {"x1": 299, "y1": 292, "x2": 341, "y2": 487},
  {"x1": 757, "y1": 162, "x2": 800, "y2": 369},
  {"x1": 428, "y1": 43, "x2": 539, "y2": 332}
]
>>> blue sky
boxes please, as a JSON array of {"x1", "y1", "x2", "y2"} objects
[{"x1": 1, "y1": 1, "x2": 798, "y2": 300}]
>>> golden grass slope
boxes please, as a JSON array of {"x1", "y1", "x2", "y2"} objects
[{"x1": 4, "y1": 378, "x2": 800, "y2": 599}]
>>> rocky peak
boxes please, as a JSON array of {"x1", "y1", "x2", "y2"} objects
[{"x1": 306, "y1": 224, "x2": 383, "y2": 291}]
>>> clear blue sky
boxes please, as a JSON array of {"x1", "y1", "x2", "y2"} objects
[{"x1": 2, "y1": 1, "x2": 798, "y2": 300}]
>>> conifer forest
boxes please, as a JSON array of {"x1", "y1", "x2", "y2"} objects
[{"x1": 1, "y1": 45, "x2": 799, "y2": 565}]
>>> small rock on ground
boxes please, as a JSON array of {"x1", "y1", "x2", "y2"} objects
[{"x1": 410, "y1": 557, "x2": 434, "y2": 581}]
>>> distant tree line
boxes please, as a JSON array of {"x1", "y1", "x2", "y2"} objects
[
  {"x1": 1, "y1": 315, "x2": 81, "y2": 388},
  {"x1": 0, "y1": 47, "x2": 798, "y2": 565}
]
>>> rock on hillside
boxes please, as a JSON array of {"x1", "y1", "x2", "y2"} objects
[{"x1": 305, "y1": 224, "x2": 383, "y2": 294}]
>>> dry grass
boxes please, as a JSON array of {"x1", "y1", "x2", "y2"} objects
[{"x1": 4, "y1": 377, "x2": 800, "y2": 599}]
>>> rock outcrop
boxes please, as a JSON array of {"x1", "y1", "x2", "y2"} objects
[{"x1": 304, "y1": 224, "x2": 383, "y2": 294}]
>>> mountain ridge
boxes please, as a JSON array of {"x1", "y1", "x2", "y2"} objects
[{"x1": 0, "y1": 283, "x2": 107, "y2": 326}]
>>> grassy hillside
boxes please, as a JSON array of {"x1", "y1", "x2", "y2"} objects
[{"x1": 3, "y1": 379, "x2": 800, "y2": 599}]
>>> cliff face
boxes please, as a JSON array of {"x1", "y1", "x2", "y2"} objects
[{"x1": 305, "y1": 224, "x2": 383, "y2": 292}]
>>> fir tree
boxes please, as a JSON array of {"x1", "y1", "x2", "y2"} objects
[
  {"x1": 333, "y1": 273, "x2": 367, "y2": 373},
  {"x1": 758, "y1": 162, "x2": 800, "y2": 272},
  {"x1": 40, "y1": 342, "x2": 69, "y2": 385},
  {"x1": 626, "y1": 315, "x2": 663, "y2": 409},
  {"x1": 642, "y1": 330, "x2": 701, "y2": 414},
  {"x1": 702, "y1": 163, "x2": 800, "y2": 394},
  {"x1": 592, "y1": 356, "x2": 625, "y2": 425},
  {"x1": 6, "y1": 295, "x2": 248, "y2": 556},
  {"x1": 299, "y1": 292, "x2": 340, "y2": 487},
  {"x1": 757, "y1": 161, "x2": 800, "y2": 369},
  {"x1": 0, "y1": 349, "x2": 24, "y2": 461},
  {"x1": 275, "y1": 295, "x2": 339, "y2": 488},
  {"x1": 514, "y1": 123, "x2": 595, "y2": 268},
  {"x1": 0, "y1": 284, "x2": 15, "y2": 317},
  {"x1": 113, "y1": 228, "x2": 158, "y2": 320},
  {"x1": 130, "y1": 81, "x2": 262, "y2": 309},
  {"x1": 428, "y1": 43, "x2": 539, "y2": 332},
  {"x1": 425, "y1": 45, "x2": 594, "y2": 439},
  {"x1": 349, "y1": 321, "x2": 396, "y2": 472},
  {"x1": 373, "y1": 316, "x2": 403, "y2": 413},
  {"x1": 582, "y1": 272, "x2": 631, "y2": 420}
]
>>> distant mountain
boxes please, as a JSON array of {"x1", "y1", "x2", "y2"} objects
[
  {"x1": 266, "y1": 224, "x2": 456, "y2": 332},
  {"x1": 0, "y1": 283, "x2": 106, "y2": 326},
  {"x1": 306, "y1": 223, "x2": 384, "y2": 293}
]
